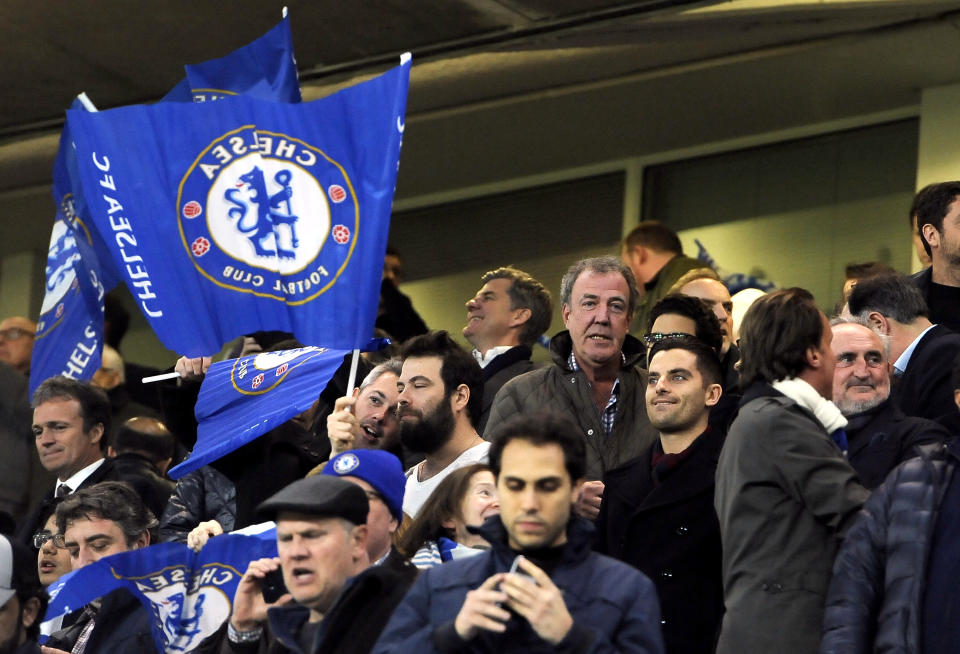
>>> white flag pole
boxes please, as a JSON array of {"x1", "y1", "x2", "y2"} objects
[{"x1": 346, "y1": 349, "x2": 361, "y2": 394}]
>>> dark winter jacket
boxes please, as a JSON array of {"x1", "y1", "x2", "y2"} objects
[
  {"x1": 892, "y1": 323, "x2": 960, "y2": 434},
  {"x1": 110, "y1": 451, "x2": 175, "y2": 521},
  {"x1": 714, "y1": 384, "x2": 868, "y2": 654},
  {"x1": 373, "y1": 516, "x2": 665, "y2": 654},
  {"x1": 484, "y1": 331, "x2": 657, "y2": 480},
  {"x1": 597, "y1": 426, "x2": 725, "y2": 654},
  {"x1": 844, "y1": 399, "x2": 949, "y2": 489},
  {"x1": 159, "y1": 465, "x2": 236, "y2": 543},
  {"x1": 218, "y1": 554, "x2": 418, "y2": 654},
  {"x1": 477, "y1": 345, "x2": 534, "y2": 435},
  {"x1": 820, "y1": 441, "x2": 957, "y2": 654},
  {"x1": 45, "y1": 588, "x2": 158, "y2": 653}
]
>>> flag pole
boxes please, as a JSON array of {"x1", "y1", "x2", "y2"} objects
[{"x1": 346, "y1": 348, "x2": 361, "y2": 394}]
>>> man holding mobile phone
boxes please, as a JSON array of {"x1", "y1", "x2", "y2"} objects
[
  {"x1": 374, "y1": 412, "x2": 664, "y2": 653},
  {"x1": 220, "y1": 475, "x2": 416, "y2": 654}
]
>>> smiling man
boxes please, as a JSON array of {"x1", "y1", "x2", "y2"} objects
[
  {"x1": 463, "y1": 267, "x2": 552, "y2": 433},
  {"x1": 830, "y1": 318, "x2": 948, "y2": 489},
  {"x1": 325, "y1": 359, "x2": 402, "y2": 459},
  {"x1": 16, "y1": 377, "x2": 119, "y2": 547},
  {"x1": 597, "y1": 339, "x2": 724, "y2": 654},
  {"x1": 374, "y1": 413, "x2": 664, "y2": 654},
  {"x1": 485, "y1": 256, "x2": 657, "y2": 519}
]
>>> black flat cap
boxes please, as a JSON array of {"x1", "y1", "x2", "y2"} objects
[{"x1": 257, "y1": 476, "x2": 369, "y2": 525}]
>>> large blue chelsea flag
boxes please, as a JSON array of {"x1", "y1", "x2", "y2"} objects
[
  {"x1": 67, "y1": 57, "x2": 409, "y2": 356},
  {"x1": 44, "y1": 529, "x2": 277, "y2": 653},
  {"x1": 30, "y1": 101, "x2": 114, "y2": 395}
]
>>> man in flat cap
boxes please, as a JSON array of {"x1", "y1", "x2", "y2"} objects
[{"x1": 220, "y1": 475, "x2": 416, "y2": 654}]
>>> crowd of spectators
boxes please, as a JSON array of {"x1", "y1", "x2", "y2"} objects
[{"x1": 0, "y1": 181, "x2": 959, "y2": 652}]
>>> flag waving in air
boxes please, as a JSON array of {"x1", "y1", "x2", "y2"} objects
[{"x1": 67, "y1": 56, "x2": 409, "y2": 356}]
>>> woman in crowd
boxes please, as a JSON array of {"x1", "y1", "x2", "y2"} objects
[{"x1": 397, "y1": 463, "x2": 499, "y2": 568}]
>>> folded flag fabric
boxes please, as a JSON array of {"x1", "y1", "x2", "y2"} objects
[
  {"x1": 169, "y1": 339, "x2": 387, "y2": 479},
  {"x1": 43, "y1": 527, "x2": 278, "y2": 653}
]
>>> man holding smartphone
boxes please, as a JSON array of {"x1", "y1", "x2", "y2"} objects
[
  {"x1": 220, "y1": 475, "x2": 416, "y2": 654},
  {"x1": 374, "y1": 413, "x2": 664, "y2": 654}
]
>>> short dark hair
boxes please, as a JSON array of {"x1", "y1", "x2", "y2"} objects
[
  {"x1": 480, "y1": 267, "x2": 553, "y2": 347},
  {"x1": 560, "y1": 256, "x2": 640, "y2": 317},
  {"x1": 623, "y1": 221, "x2": 683, "y2": 255},
  {"x1": 56, "y1": 481, "x2": 157, "y2": 547},
  {"x1": 912, "y1": 182, "x2": 960, "y2": 257},
  {"x1": 648, "y1": 294, "x2": 723, "y2": 354},
  {"x1": 843, "y1": 261, "x2": 896, "y2": 281},
  {"x1": 648, "y1": 338, "x2": 723, "y2": 387},
  {"x1": 488, "y1": 413, "x2": 585, "y2": 484},
  {"x1": 738, "y1": 288, "x2": 825, "y2": 388},
  {"x1": 396, "y1": 463, "x2": 491, "y2": 557},
  {"x1": 32, "y1": 377, "x2": 111, "y2": 450},
  {"x1": 400, "y1": 331, "x2": 483, "y2": 428},
  {"x1": 113, "y1": 417, "x2": 176, "y2": 463},
  {"x1": 847, "y1": 274, "x2": 929, "y2": 323}
]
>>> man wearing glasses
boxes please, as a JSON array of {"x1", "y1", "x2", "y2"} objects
[
  {"x1": 0, "y1": 316, "x2": 35, "y2": 376},
  {"x1": 486, "y1": 256, "x2": 657, "y2": 520}
]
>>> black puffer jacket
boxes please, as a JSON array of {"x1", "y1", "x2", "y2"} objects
[
  {"x1": 159, "y1": 465, "x2": 236, "y2": 543},
  {"x1": 820, "y1": 441, "x2": 957, "y2": 654}
]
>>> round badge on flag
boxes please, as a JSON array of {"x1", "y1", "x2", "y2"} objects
[
  {"x1": 328, "y1": 185, "x2": 346, "y2": 203},
  {"x1": 182, "y1": 200, "x2": 203, "y2": 219},
  {"x1": 332, "y1": 225, "x2": 350, "y2": 244}
]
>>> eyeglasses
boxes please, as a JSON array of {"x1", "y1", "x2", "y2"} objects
[
  {"x1": 32, "y1": 532, "x2": 58, "y2": 549},
  {"x1": 642, "y1": 332, "x2": 695, "y2": 347},
  {"x1": 0, "y1": 327, "x2": 32, "y2": 342},
  {"x1": 51, "y1": 533, "x2": 69, "y2": 549}
]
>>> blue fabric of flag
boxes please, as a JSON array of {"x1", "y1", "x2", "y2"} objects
[
  {"x1": 29, "y1": 99, "x2": 117, "y2": 395},
  {"x1": 43, "y1": 529, "x2": 277, "y2": 653},
  {"x1": 66, "y1": 58, "x2": 409, "y2": 356},
  {"x1": 170, "y1": 345, "x2": 345, "y2": 479},
  {"x1": 161, "y1": 78, "x2": 194, "y2": 103},
  {"x1": 186, "y1": 14, "x2": 301, "y2": 103}
]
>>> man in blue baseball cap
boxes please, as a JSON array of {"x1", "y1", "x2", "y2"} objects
[{"x1": 320, "y1": 449, "x2": 407, "y2": 572}]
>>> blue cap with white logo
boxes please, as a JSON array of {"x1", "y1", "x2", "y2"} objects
[{"x1": 322, "y1": 450, "x2": 405, "y2": 522}]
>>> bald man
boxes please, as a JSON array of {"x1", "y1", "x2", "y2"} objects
[{"x1": 0, "y1": 317, "x2": 36, "y2": 376}]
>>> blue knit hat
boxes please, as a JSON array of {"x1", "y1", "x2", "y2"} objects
[{"x1": 322, "y1": 450, "x2": 406, "y2": 522}]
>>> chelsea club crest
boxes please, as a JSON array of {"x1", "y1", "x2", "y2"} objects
[{"x1": 177, "y1": 126, "x2": 358, "y2": 305}]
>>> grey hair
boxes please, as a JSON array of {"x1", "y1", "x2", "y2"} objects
[
  {"x1": 359, "y1": 358, "x2": 402, "y2": 391},
  {"x1": 830, "y1": 315, "x2": 891, "y2": 361},
  {"x1": 559, "y1": 255, "x2": 640, "y2": 316}
]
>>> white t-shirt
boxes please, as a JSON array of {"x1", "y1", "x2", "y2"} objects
[{"x1": 402, "y1": 441, "x2": 491, "y2": 518}]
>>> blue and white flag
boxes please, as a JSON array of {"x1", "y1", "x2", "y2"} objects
[
  {"x1": 44, "y1": 528, "x2": 277, "y2": 653},
  {"x1": 186, "y1": 14, "x2": 300, "y2": 103},
  {"x1": 170, "y1": 345, "x2": 348, "y2": 479},
  {"x1": 30, "y1": 100, "x2": 115, "y2": 395},
  {"x1": 67, "y1": 57, "x2": 409, "y2": 356}
]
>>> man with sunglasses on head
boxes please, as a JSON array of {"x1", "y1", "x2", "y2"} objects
[{"x1": 486, "y1": 256, "x2": 657, "y2": 521}]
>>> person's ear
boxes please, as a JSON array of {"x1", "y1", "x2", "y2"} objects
[
  {"x1": 107, "y1": 446, "x2": 117, "y2": 458},
  {"x1": 351, "y1": 525, "x2": 368, "y2": 559},
  {"x1": 867, "y1": 311, "x2": 890, "y2": 335},
  {"x1": 21, "y1": 596, "x2": 41, "y2": 629},
  {"x1": 704, "y1": 383, "x2": 722, "y2": 408},
  {"x1": 509, "y1": 308, "x2": 531, "y2": 328},
  {"x1": 88, "y1": 422, "x2": 105, "y2": 447},
  {"x1": 922, "y1": 223, "x2": 940, "y2": 251},
  {"x1": 451, "y1": 384, "x2": 470, "y2": 413},
  {"x1": 134, "y1": 529, "x2": 150, "y2": 550}
]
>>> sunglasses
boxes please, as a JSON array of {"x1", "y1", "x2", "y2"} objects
[{"x1": 642, "y1": 332, "x2": 695, "y2": 346}]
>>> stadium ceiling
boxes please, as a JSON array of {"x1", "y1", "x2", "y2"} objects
[{"x1": 4, "y1": 0, "x2": 960, "y2": 194}]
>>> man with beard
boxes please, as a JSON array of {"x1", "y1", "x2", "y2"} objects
[
  {"x1": 0, "y1": 534, "x2": 45, "y2": 654},
  {"x1": 597, "y1": 339, "x2": 724, "y2": 654},
  {"x1": 911, "y1": 182, "x2": 960, "y2": 332},
  {"x1": 397, "y1": 331, "x2": 489, "y2": 518},
  {"x1": 325, "y1": 360, "x2": 402, "y2": 460},
  {"x1": 830, "y1": 318, "x2": 948, "y2": 489}
]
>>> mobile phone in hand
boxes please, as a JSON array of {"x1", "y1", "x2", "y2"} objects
[
  {"x1": 261, "y1": 568, "x2": 288, "y2": 604},
  {"x1": 507, "y1": 555, "x2": 537, "y2": 585}
]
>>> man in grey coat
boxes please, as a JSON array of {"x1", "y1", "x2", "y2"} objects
[
  {"x1": 485, "y1": 256, "x2": 657, "y2": 519},
  {"x1": 714, "y1": 288, "x2": 868, "y2": 654}
]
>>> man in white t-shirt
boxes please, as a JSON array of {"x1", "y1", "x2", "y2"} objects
[{"x1": 397, "y1": 331, "x2": 490, "y2": 518}]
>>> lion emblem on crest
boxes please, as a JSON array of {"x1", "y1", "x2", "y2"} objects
[{"x1": 224, "y1": 165, "x2": 300, "y2": 259}]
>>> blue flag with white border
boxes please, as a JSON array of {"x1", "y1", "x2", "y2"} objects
[
  {"x1": 170, "y1": 344, "x2": 363, "y2": 479},
  {"x1": 186, "y1": 14, "x2": 300, "y2": 103},
  {"x1": 30, "y1": 100, "x2": 115, "y2": 395},
  {"x1": 43, "y1": 527, "x2": 277, "y2": 653},
  {"x1": 66, "y1": 57, "x2": 409, "y2": 357}
]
